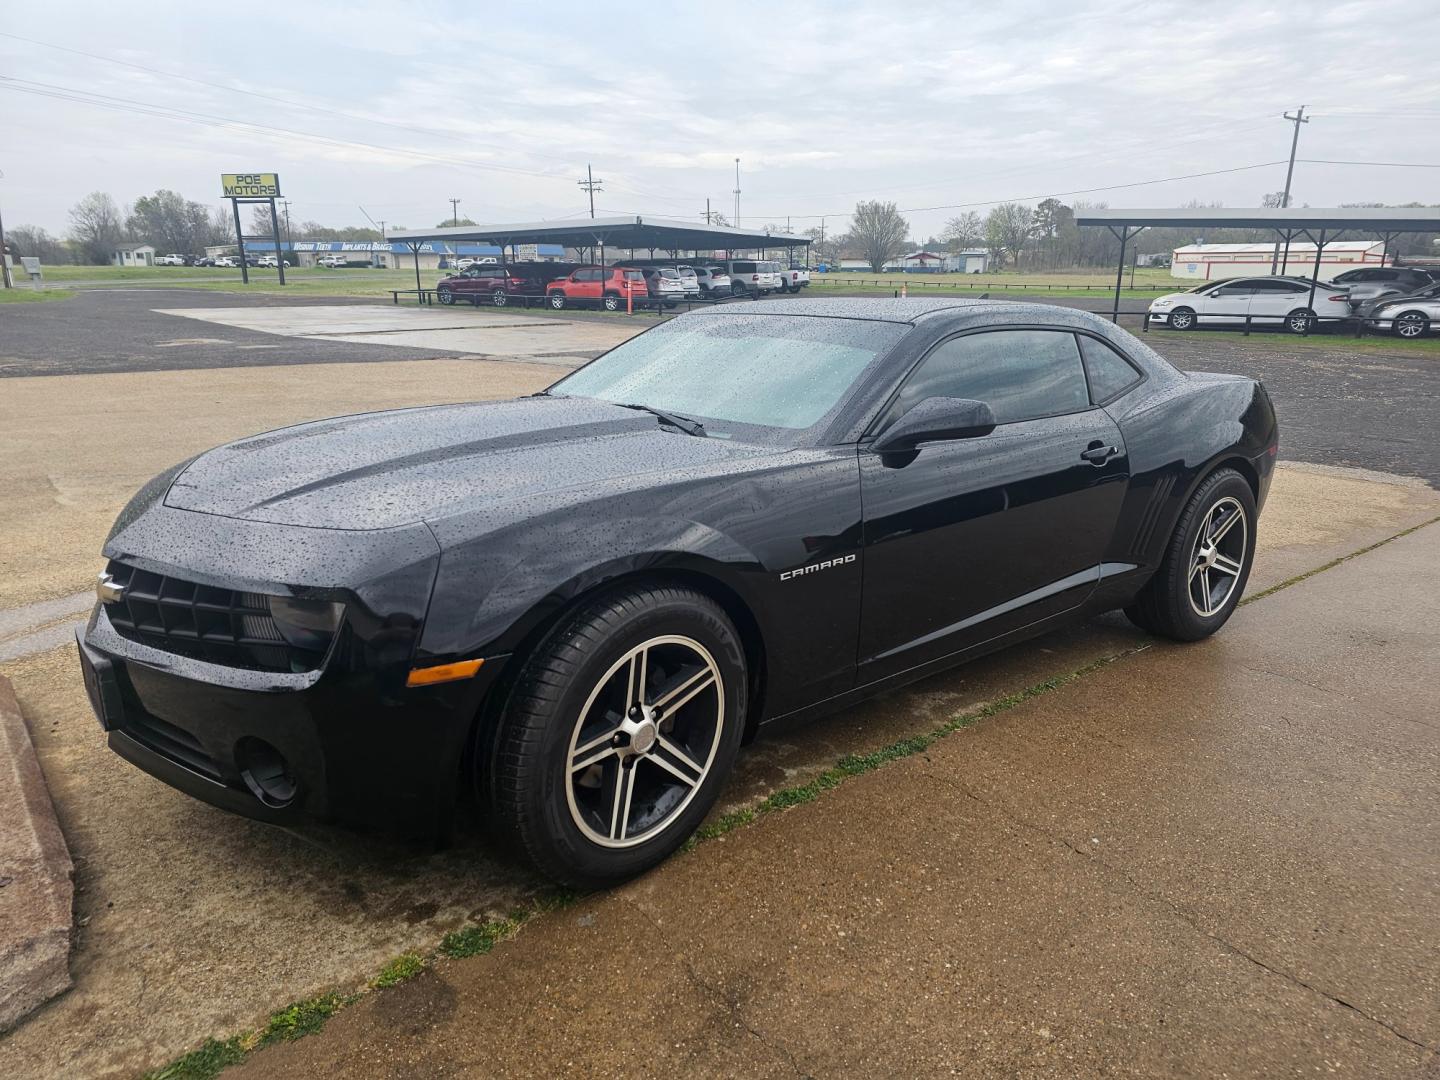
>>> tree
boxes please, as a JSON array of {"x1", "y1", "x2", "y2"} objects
[
  {"x1": 129, "y1": 189, "x2": 218, "y2": 254},
  {"x1": 249, "y1": 203, "x2": 279, "y2": 237},
  {"x1": 1261, "y1": 191, "x2": 1288, "y2": 209},
  {"x1": 941, "y1": 211, "x2": 984, "y2": 253},
  {"x1": 984, "y1": 203, "x2": 1035, "y2": 269},
  {"x1": 850, "y1": 200, "x2": 908, "y2": 272},
  {"x1": 5, "y1": 224, "x2": 69, "y2": 264},
  {"x1": 708, "y1": 212, "x2": 731, "y2": 227},
  {"x1": 67, "y1": 191, "x2": 126, "y2": 264},
  {"x1": 803, "y1": 224, "x2": 843, "y2": 267},
  {"x1": 1030, "y1": 198, "x2": 1075, "y2": 269},
  {"x1": 437, "y1": 216, "x2": 477, "y2": 228}
]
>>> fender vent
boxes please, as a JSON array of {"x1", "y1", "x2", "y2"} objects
[{"x1": 1131, "y1": 473, "x2": 1176, "y2": 560}]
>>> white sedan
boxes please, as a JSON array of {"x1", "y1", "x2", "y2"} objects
[{"x1": 1148, "y1": 277, "x2": 1351, "y2": 334}]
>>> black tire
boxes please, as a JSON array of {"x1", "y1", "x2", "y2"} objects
[
  {"x1": 492, "y1": 289, "x2": 509, "y2": 307},
  {"x1": 1167, "y1": 307, "x2": 1196, "y2": 330},
  {"x1": 602, "y1": 292, "x2": 621, "y2": 312},
  {"x1": 1125, "y1": 468, "x2": 1256, "y2": 642},
  {"x1": 437, "y1": 286, "x2": 455, "y2": 305},
  {"x1": 1394, "y1": 310, "x2": 1430, "y2": 338},
  {"x1": 490, "y1": 584, "x2": 747, "y2": 888},
  {"x1": 731, "y1": 283, "x2": 748, "y2": 299},
  {"x1": 549, "y1": 292, "x2": 566, "y2": 310},
  {"x1": 1284, "y1": 308, "x2": 1315, "y2": 335}
]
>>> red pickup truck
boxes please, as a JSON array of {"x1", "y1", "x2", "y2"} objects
[{"x1": 545, "y1": 267, "x2": 649, "y2": 311}]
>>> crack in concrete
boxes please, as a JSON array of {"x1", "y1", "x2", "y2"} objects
[
  {"x1": 617, "y1": 895, "x2": 818, "y2": 1079},
  {"x1": 932, "y1": 773, "x2": 1433, "y2": 1054}
]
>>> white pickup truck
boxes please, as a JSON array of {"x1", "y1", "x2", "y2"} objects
[
  {"x1": 154, "y1": 254, "x2": 188, "y2": 266},
  {"x1": 776, "y1": 265, "x2": 811, "y2": 294}
]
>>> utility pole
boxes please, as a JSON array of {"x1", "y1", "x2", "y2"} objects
[
  {"x1": 0, "y1": 168, "x2": 11, "y2": 289},
  {"x1": 703, "y1": 198, "x2": 711, "y2": 225},
  {"x1": 1270, "y1": 106, "x2": 1309, "y2": 272},
  {"x1": 449, "y1": 198, "x2": 461, "y2": 227},
  {"x1": 280, "y1": 198, "x2": 293, "y2": 252},
  {"x1": 819, "y1": 217, "x2": 826, "y2": 267},
  {"x1": 733, "y1": 158, "x2": 741, "y2": 227},
  {"x1": 577, "y1": 165, "x2": 604, "y2": 219}
]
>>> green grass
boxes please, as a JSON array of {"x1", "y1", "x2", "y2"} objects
[
  {"x1": 0, "y1": 287, "x2": 75, "y2": 303},
  {"x1": 140, "y1": 1037, "x2": 246, "y2": 1080},
  {"x1": 258, "y1": 991, "x2": 355, "y2": 1045},
  {"x1": 370, "y1": 952, "x2": 428, "y2": 989}
]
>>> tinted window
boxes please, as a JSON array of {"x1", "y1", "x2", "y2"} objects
[
  {"x1": 1253, "y1": 279, "x2": 1306, "y2": 292},
  {"x1": 888, "y1": 330, "x2": 1091, "y2": 426},
  {"x1": 731, "y1": 261, "x2": 756, "y2": 273},
  {"x1": 1078, "y1": 335, "x2": 1142, "y2": 403},
  {"x1": 550, "y1": 314, "x2": 906, "y2": 441}
]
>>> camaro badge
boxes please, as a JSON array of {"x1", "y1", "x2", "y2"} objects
[
  {"x1": 779, "y1": 553, "x2": 857, "y2": 581},
  {"x1": 96, "y1": 572, "x2": 126, "y2": 604}
]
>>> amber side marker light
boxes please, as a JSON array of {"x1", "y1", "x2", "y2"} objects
[{"x1": 406, "y1": 658, "x2": 484, "y2": 687}]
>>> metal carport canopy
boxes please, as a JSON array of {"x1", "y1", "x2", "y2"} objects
[
  {"x1": 388, "y1": 215, "x2": 810, "y2": 253},
  {"x1": 1075, "y1": 207, "x2": 1440, "y2": 322},
  {"x1": 1074, "y1": 207, "x2": 1440, "y2": 231}
]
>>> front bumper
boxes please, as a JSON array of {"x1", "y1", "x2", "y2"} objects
[{"x1": 78, "y1": 603, "x2": 505, "y2": 836}]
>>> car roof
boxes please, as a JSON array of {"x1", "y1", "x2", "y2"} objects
[{"x1": 708, "y1": 296, "x2": 1117, "y2": 327}]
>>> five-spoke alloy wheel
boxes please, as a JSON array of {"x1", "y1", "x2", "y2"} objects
[
  {"x1": 1126, "y1": 467, "x2": 1256, "y2": 641},
  {"x1": 489, "y1": 584, "x2": 746, "y2": 887},
  {"x1": 565, "y1": 635, "x2": 723, "y2": 847}
]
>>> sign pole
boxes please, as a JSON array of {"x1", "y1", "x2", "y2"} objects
[
  {"x1": 271, "y1": 197, "x2": 285, "y2": 286},
  {"x1": 231, "y1": 198, "x2": 249, "y2": 285}
]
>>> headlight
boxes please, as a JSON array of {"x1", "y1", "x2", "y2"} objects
[
  {"x1": 1151, "y1": 299, "x2": 1172, "y2": 308},
  {"x1": 267, "y1": 596, "x2": 345, "y2": 653}
]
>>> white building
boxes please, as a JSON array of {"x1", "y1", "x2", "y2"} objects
[
  {"x1": 111, "y1": 243, "x2": 156, "y2": 267},
  {"x1": 1170, "y1": 240, "x2": 1385, "y2": 280},
  {"x1": 835, "y1": 250, "x2": 988, "y2": 273}
]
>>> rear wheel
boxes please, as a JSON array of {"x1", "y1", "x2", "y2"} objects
[
  {"x1": 437, "y1": 286, "x2": 455, "y2": 305},
  {"x1": 1125, "y1": 468, "x2": 1256, "y2": 641},
  {"x1": 492, "y1": 289, "x2": 509, "y2": 307},
  {"x1": 602, "y1": 292, "x2": 621, "y2": 312},
  {"x1": 1167, "y1": 307, "x2": 1195, "y2": 330},
  {"x1": 490, "y1": 584, "x2": 746, "y2": 888},
  {"x1": 1394, "y1": 310, "x2": 1430, "y2": 338},
  {"x1": 549, "y1": 292, "x2": 566, "y2": 310},
  {"x1": 731, "y1": 283, "x2": 748, "y2": 299},
  {"x1": 1285, "y1": 308, "x2": 1316, "y2": 334}
]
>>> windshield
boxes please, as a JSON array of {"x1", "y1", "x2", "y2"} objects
[{"x1": 547, "y1": 313, "x2": 906, "y2": 443}]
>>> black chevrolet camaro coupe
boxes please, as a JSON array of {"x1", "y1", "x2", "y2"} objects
[{"x1": 78, "y1": 298, "x2": 1277, "y2": 886}]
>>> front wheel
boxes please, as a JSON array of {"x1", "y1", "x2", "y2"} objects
[
  {"x1": 437, "y1": 286, "x2": 455, "y2": 305},
  {"x1": 549, "y1": 292, "x2": 566, "y2": 310},
  {"x1": 1167, "y1": 307, "x2": 1196, "y2": 330},
  {"x1": 1125, "y1": 468, "x2": 1256, "y2": 641},
  {"x1": 1394, "y1": 310, "x2": 1430, "y2": 338},
  {"x1": 490, "y1": 584, "x2": 746, "y2": 888}
]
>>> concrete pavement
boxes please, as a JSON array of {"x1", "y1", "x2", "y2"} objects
[{"x1": 230, "y1": 521, "x2": 1440, "y2": 1079}]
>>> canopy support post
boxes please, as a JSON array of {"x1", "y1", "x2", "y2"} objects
[
  {"x1": 411, "y1": 242, "x2": 421, "y2": 301},
  {"x1": 1107, "y1": 225, "x2": 1139, "y2": 323}
]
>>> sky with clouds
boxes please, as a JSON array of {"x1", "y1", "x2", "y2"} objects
[{"x1": 3, "y1": 0, "x2": 1438, "y2": 241}]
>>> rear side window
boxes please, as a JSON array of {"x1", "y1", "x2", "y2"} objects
[
  {"x1": 1077, "y1": 335, "x2": 1142, "y2": 403},
  {"x1": 886, "y1": 329, "x2": 1091, "y2": 427},
  {"x1": 732, "y1": 261, "x2": 756, "y2": 273}
]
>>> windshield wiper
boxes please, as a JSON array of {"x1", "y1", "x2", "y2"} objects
[{"x1": 615, "y1": 402, "x2": 707, "y2": 437}]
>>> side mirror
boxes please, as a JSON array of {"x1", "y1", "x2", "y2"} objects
[{"x1": 872, "y1": 397, "x2": 998, "y2": 453}]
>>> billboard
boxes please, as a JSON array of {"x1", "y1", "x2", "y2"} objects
[{"x1": 222, "y1": 173, "x2": 282, "y2": 198}]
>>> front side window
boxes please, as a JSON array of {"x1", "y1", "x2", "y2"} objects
[
  {"x1": 549, "y1": 314, "x2": 906, "y2": 442},
  {"x1": 885, "y1": 329, "x2": 1091, "y2": 428}
]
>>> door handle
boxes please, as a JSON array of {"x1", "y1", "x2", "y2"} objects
[{"x1": 1081, "y1": 443, "x2": 1119, "y2": 465}]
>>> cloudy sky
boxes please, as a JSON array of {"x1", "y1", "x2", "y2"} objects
[{"x1": 3, "y1": 1, "x2": 1438, "y2": 241}]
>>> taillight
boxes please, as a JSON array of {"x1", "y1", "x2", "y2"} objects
[{"x1": 1328, "y1": 294, "x2": 1346, "y2": 302}]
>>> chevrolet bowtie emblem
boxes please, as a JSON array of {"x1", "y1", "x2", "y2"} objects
[{"x1": 96, "y1": 572, "x2": 126, "y2": 604}]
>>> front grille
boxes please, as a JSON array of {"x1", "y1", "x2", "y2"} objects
[{"x1": 103, "y1": 561, "x2": 314, "y2": 672}]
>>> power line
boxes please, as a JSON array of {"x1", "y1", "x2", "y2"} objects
[
  {"x1": 0, "y1": 75, "x2": 573, "y2": 184},
  {"x1": 1299, "y1": 158, "x2": 1440, "y2": 169}
]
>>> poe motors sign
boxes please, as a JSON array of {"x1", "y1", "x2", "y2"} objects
[
  {"x1": 222, "y1": 172, "x2": 282, "y2": 198},
  {"x1": 222, "y1": 172, "x2": 286, "y2": 285}
]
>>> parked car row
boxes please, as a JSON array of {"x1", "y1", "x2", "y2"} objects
[
  {"x1": 1148, "y1": 268, "x2": 1440, "y2": 336},
  {"x1": 434, "y1": 258, "x2": 812, "y2": 311}
]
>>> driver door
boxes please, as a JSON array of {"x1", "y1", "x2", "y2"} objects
[
  {"x1": 857, "y1": 328, "x2": 1129, "y2": 683},
  {"x1": 1202, "y1": 280, "x2": 1259, "y2": 324}
]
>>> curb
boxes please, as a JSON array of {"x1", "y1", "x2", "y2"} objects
[{"x1": 0, "y1": 673, "x2": 74, "y2": 1032}]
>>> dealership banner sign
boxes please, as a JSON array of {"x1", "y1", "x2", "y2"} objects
[{"x1": 222, "y1": 173, "x2": 282, "y2": 198}]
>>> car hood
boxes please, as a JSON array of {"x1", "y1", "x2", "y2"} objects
[
  {"x1": 164, "y1": 396, "x2": 777, "y2": 530},
  {"x1": 1149, "y1": 291, "x2": 1196, "y2": 306}
]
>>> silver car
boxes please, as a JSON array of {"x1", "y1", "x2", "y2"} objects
[
  {"x1": 1367, "y1": 281, "x2": 1440, "y2": 337},
  {"x1": 1331, "y1": 267, "x2": 1436, "y2": 312}
]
